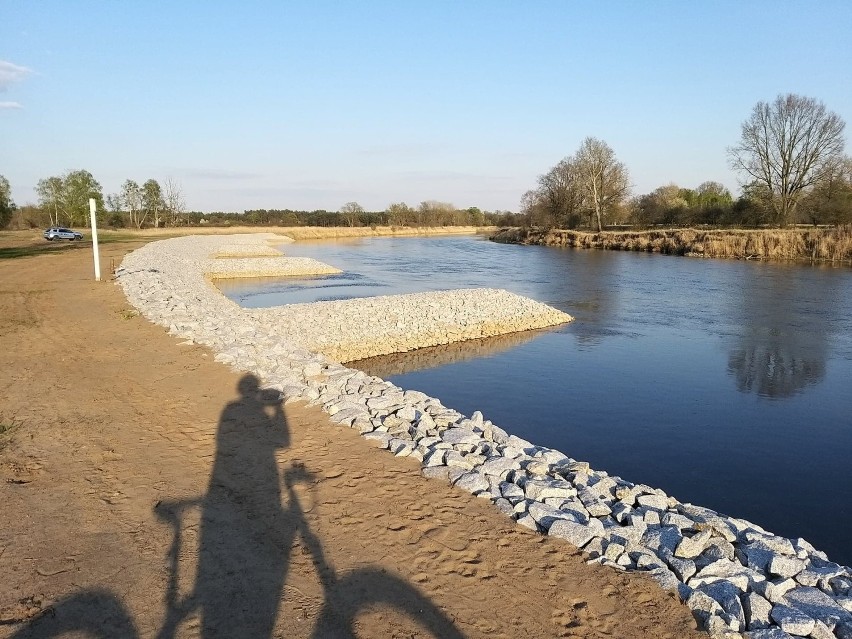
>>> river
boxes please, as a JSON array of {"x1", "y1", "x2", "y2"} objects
[{"x1": 217, "y1": 234, "x2": 852, "y2": 566}]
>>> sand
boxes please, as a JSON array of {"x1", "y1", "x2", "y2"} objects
[{"x1": 0, "y1": 229, "x2": 704, "y2": 638}]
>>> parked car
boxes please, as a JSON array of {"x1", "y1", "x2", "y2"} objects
[{"x1": 43, "y1": 227, "x2": 84, "y2": 241}]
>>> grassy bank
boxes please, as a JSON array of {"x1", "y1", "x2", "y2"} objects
[
  {"x1": 491, "y1": 226, "x2": 852, "y2": 264},
  {"x1": 0, "y1": 225, "x2": 494, "y2": 259}
]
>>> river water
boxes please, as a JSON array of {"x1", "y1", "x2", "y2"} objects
[{"x1": 218, "y1": 235, "x2": 852, "y2": 566}]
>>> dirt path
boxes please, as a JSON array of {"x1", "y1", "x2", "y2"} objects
[{"x1": 0, "y1": 233, "x2": 705, "y2": 638}]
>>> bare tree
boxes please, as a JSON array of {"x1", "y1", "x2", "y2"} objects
[
  {"x1": 728, "y1": 93, "x2": 846, "y2": 226},
  {"x1": 163, "y1": 178, "x2": 186, "y2": 226},
  {"x1": 339, "y1": 201, "x2": 363, "y2": 227},
  {"x1": 573, "y1": 137, "x2": 630, "y2": 232},
  {"x1": 535, "y1": 158, "x2": 583, "y2": 228},
  {"x1": 386, "y1": 202, "x2": 414, "y2": 226}
]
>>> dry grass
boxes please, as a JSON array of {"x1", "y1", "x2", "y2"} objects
[{"x1": 493, "y1": 226, "x2": 852, "y2": 264}]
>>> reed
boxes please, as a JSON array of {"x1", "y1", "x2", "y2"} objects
[{"x1": 491, "y1": 226, "x2": 852, "y2": 265}]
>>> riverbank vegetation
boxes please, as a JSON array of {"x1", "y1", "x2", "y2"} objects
[
  {"x1": 492, "y1": 226, "x2": 852, "y2": 264},
  {"x1": 523, "y1": 93, "x2": 850, "y2": 231}
]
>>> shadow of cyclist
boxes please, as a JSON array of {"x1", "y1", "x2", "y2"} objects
[
  {"x1": 12, "y1": 372, "x2": 463, "y2": 638},
  {"x1": 158, "y1": 373, "x2": 293, "y2": 638}
]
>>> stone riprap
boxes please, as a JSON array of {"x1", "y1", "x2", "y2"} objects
[
  {"x1": 117, "y1": 234, "x2": 852, "y2": 639},
  {"x1": 213, "y1": 244, "x2": 283, "y2": 258},
  {"x1": 247, "y1": 289, "x2": 571, "y2": 362},
  {"x1": 206, "y1": 255, "x2": 341, "y2": 280}
]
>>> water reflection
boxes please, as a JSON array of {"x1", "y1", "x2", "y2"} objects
[
  {"x1": 725, "y1": 264, "x2": 830, "y2": 398},
  {"x1": 350, "y1": 328, "x2": 554, "y2": 376}
]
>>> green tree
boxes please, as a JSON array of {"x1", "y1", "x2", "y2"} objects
[
  {"x1": 121, "y1": 179, "x2": 143, "y2": 228},
  {"x1": 36, "y1": 170, "x2": 102, "y2": 227},
  {"x1": 35, "y1": 176, "x2": 64, "y2": 226},
  {"x1": 0, "y1": 174, "x2": 15, "y2": 229},
  {"x1": 142, "y1": 179, "x2": 163, "y2": 228},
  {"x1": 728, "y1": 93, "x2": 846, "y2": 226}
]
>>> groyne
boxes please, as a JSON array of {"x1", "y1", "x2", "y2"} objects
[
  {"x1": 117, "y1": 233, "x2": 852, "y2": 639},
  {"x1": 491, "y1": 226, "x2": 852, "y2": 264}
]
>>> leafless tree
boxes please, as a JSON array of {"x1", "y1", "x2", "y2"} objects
[
  {"x1": 573, "y1": 137, "x2": 630, "y2": 232},
  {"x1": 339, "y1": 201, "x2": 364, "y2": 227},
  {"x1": 163, "y1": 178, "x2": 186, "y2": 226},
  {"x1": 728, "y1": 93, "x2": 846, "y2": 226}
]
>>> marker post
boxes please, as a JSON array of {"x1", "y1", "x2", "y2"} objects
[{"x1": 89, "y1": 198, "x2": 101, "y2": 281}]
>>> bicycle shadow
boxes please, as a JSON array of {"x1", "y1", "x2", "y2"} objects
[{"x1": 10, "y1": 372, "x2": 464, "y2": 638}]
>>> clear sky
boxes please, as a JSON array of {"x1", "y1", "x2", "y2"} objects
[{"x1": 2, "y1": 1, "x2": 851, "y2": 213}]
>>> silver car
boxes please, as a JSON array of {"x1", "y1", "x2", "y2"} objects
[{"x1": 43, "y1": 227, "x2": 84, "y2": 241}]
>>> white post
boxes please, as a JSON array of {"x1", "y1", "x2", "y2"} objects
[{"x1": 89, "y1": 198, "x2": 101, "y2": 282}]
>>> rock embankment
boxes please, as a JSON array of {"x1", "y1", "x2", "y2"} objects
[
  {"x1": 118, "y1": 234, "x2": 852, "y2": 639},
  {"x1": 205, "y1": 255, "x2": 342, "y2": 279},
  {"x1": 248, "y1": 288, "x2": 571, "y2": 362}
]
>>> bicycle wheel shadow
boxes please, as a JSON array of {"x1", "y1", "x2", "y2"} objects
[{"x1": 9, "y1": 372, "x2": 464, "y2": 638}]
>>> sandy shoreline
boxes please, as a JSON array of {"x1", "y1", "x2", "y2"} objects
[{"x1": 0, "y1": 228, "x2": 705, "y2": 638}]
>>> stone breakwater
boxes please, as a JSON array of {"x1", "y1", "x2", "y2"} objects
[
  {"x1": 247, "y1": 289, "x2": 570, "y2": 362},
  {"x1": 117, "y1": 234, "x2": 852, "y2": 639}
]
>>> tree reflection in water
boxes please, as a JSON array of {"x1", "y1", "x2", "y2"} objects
[{"x1": 726, "y1": 265, "x2": 832, "y2": 399}]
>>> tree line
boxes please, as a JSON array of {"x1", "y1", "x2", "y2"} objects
[
  {"x1": 523, "y1": 93, "x2": 850, "y2": 230},
  {"x1": 3, "y1": 93, "x2": 848, "y2": 232},
  {"x1": 1, "y1": 173, "x2": 518, "y2": 230}
]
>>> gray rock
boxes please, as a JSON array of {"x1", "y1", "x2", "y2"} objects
[
  {"x1": 421, "y1": 466, "x2": 450, "y2": 481},
  {"x1": 782, "y1": 586, "x2": 852, "y2": 625},
  {"x1": 493, "y1": 498, "x2": 515, "y2": 517},
  {"x1": 697, "y1": 580, "x2": 745, "y2": 628},
  {"x1": 737, "y1": 544, "x2": 776, "y2": 572},
  {"x1": 769, "y1": 604, "x2": 815, "y2": 636},
  {"x1": 549, "y1": 519, "x2": 597, "y2": 549},
  {"x1": 423, "y1": 449, "x2": 446, "y2": 467},
  {"x1": 524, "y1": 478, "x2": 576, "y2": 502},
  {"x1": 743, "y1": 532, "x2": 796, "y2": 556},
  {"x1": 754, "y1": 578, "x2": 798, "y2": 604},
  {"x1": 389, "y1": 438, "x2": 414, "y2": 456},
  {"x1": 516, "y1": 514, "x2": 539, "y2": 531},
  {"x1": 648, "y1": 566, "x2": 681, "y2": 592},
  {"x1": 664, "y1": 553, "x2": 697, "y2": 583},
  {"x1": 641, "y1": 526, "x2": 683, "y2": 554},
  {"x1": 661, "y1": 512, "x2": 696, "y2": 530},
  {"x1": 636, "y1": 493, "x2": 668, "y2": 511},
  {"x1": 675, "y1": 529, "x2": 713, "y2": 559},
  {"x1": 768, "y1": 555, "x2": 806, "y2": 579},
  {"x1": 742, "y1": 592, "x2": 772, "y2": 630},
  {"x1": 686, "y1": 589, "x2": 725, "y2": 627},
  {"x1": 689, "y1": 559, "x2": 765, "y2": 592},
  {"x1": 480, "y1": 457, "x2": 521, "y2": 477},
  {"x1": 528, "y1": 501, "x2": 573, "y2": 529},
  {"x1": 499, "y1": 481, "x2": 525, "y2": 502},
  {"x1": 453, "y1": 472, "x2": 490, "y2": 495},
  {"x1": 611, "y1": 501, "x2": 633, "y2": 524},
  {"x1": 744, "y1": 628, "x2": 793, "y2": 639},
  {"x1": 837, "y1": 620, "x2": 852, "y2": 639},
  {"x1": 809, "y1": 620, "x2": 837, "y2": 639},
  {"x1": 441, "y1": 426, "x2": 483, "y2": 446},
  {"x1": 445, "y1": 450, "x2": 474, "y2": 469}
]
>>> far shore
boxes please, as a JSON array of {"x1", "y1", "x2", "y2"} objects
[{"x1": 491, "y1": 226, "x2": 852, "y2": 265}]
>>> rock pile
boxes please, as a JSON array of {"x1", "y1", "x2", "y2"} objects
[{"x1": 118, "y1": 234, "x2": 852, "y2": 639}]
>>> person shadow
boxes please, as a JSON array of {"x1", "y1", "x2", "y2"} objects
[{"x1": 10, "y1": 372, "x2": 464, "y2": 639}]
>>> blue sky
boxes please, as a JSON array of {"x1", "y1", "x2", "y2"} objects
[{"x1": 2, "y1": 1, "x2": 851, "y2": 213}]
